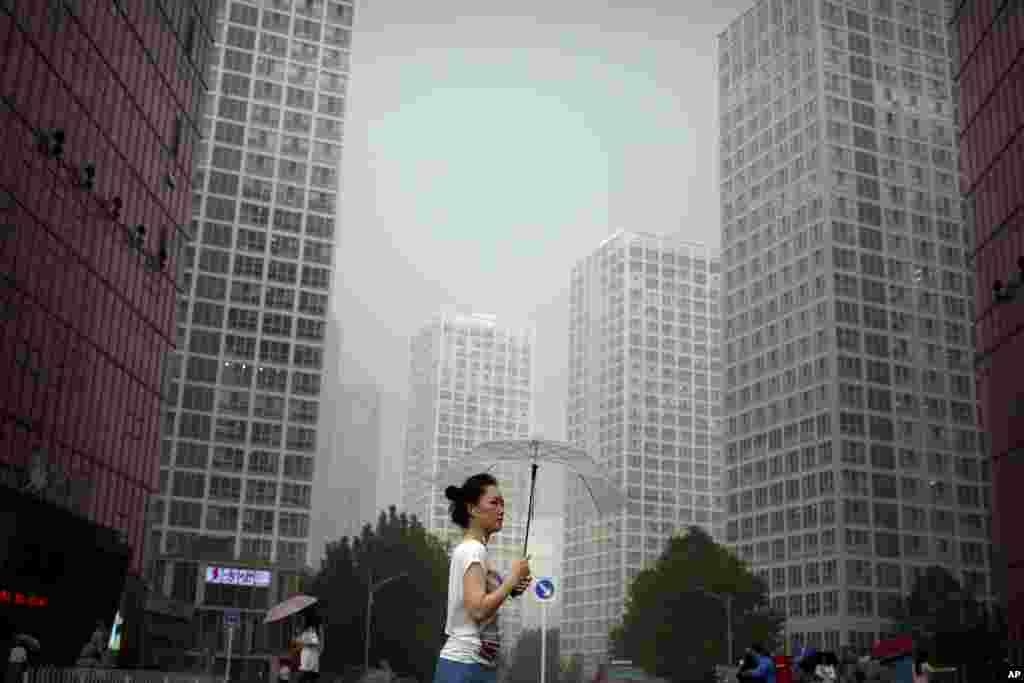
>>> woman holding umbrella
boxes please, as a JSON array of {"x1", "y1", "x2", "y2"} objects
[{"x1": 434, "y1": 474, "x2": 532, "y2": 683}]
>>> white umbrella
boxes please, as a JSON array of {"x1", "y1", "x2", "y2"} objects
[
  {"x1": 265, "y1": 594, "x2": 318, "y2": 624},
  {"x1": 13, "y1": 634, "x2": 40, "y2": 650},
  {"x1": 436, "y1": 438, "x2": 626, "y2": 556}
]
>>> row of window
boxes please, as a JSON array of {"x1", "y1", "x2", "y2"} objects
[
  {"x1": 169, "y1": 440, "x2": 316, "y2": 474},
  {"x1": 193, "y1": 277, "x2": 327, "y2": 318},
  {"x1": 202, "y1": 167, "x2": 337, "y2": 211},
  {"x1": 160, "y1": 470, "x2": 312, "y2": 507},
  {"x1": 169, "y1": 412, "x2": 316, "y2": 450},
  {"x1": 159, "y1": 529, "x2": 307, "y2": 565},
  {"x1": 730, "y1": 494, "x2": 988, "y2": 535},
  {"x1": 221, "y1": 37, "x2": 349, "y2": 76},
  {"x1": 169, "y1": 387, "x2": 318, "y2": 425},
  {"x1": 156, "y1": 498, "x2": 310, "y2": 536},
  {"x1": 185, "y1": 301, "x2": 326, "y2": 342},
  {"x1": 223, "y1": 13, "x2": 351, "y2": 51}
]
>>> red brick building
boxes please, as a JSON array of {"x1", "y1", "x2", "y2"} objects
[
  {"x1": 0, "y1": 0, "x2": 212, "y2": 659},
  {"x1": 955, "y1": 0, "x2": 1024, "y2": 641}
]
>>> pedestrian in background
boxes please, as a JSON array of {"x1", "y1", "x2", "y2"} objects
[
  {"x1": 746, "y1": 644, "x2": 776, "y2": 683},
  {"x1": 296, "y1": 613, "x2": 323, "y2": 683},
  {"x1": 6, "y1": 638, "x2": 27, "y2": 683}
]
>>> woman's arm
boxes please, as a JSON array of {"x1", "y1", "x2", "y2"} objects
[{"x1": 463, "y1": 563, "x2": 515, "y2": 623}]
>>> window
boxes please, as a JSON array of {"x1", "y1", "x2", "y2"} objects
[
  {"x1": 279, "y1": 512, "x2": 310, "y2": 538},
  {"x1": 281, "y1": 483, "x2": 312, "y2": 508},
  {"x1": 206, "y1": 506, "x2": 239, "y2": 532},
  {"x1": 306, "y1": 215, "x2": 335, "y2": 238},
  {"x1": 210, "y1": 476, "x2": 242, "y2": 501},
  {"x1": 195, "y1": 274, "x2": 228, "y2": 301},
  {"x1": 213, "y1": 447, "x2": 245, "y2": 473},
  {"x1": 230, "y1": 281, "x2": 262, "y2": 305},
  {"x1": 289, "y1": 399, "x2": 318, "y2": 424},
  {"x1": 269, "y1": 262, "x2": 298, "y2": 284},
  {"x1": 228, "y1": 308, "x2": 259, "y2": 332},
  {"x1": 284, "y1": 454, "x2": 315, "y2": 480},
  {"x1": 243, "y1": 509, "x2": 275, "y2": 534},
  {"x1": 237, "y1": 228, "x2": 267, "y2": 253},
  {"x1": 249, "y1": 450, "x2": 280, "y2": 475},
  {"x1": 246, "y1": 480, "x2": 278, "y2": 505},
  {"x1": 297, "y1": 318, "x2": 325, "y2": 341},
  {"x1": 257, "y1": 367, "x2": 289, "y2": 393},
  {"x1": 291, "y1": 372, "x2": 321, "y2": 396},
  {"x1": 293, "y1": 345, "x2": 323, "y2": 368},
  {"x1": 169, "y1": 501, "x2": 203, "y2": 528},
  {"x1": 286, "y1": 426, "x2": 316, "y2": 452},
  {"x1": 287, "y1": 87, "x2": 315, "y2": 110},
  {"x1": 266, "y1": 287, "x2": 296, "y2": 310},
  {"x1": 263, "y1": 313, "x2": 294, "y2": 337},
  {"x1": 301, "y1": 266, "x2": 331, "y2": 289},
  {"x1": 298, "y1": 292, "x2": 327, "y2": 316},
  {"x1": 234, "y1": 255, "x2": 264, "y2": 279},
  {"x1": 172, "y1": 471, "x2": 206, "y2": 498}
]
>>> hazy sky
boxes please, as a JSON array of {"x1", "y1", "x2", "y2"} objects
[{"x1": 332, "y1": 0, "x2": 754, "y2": 523}]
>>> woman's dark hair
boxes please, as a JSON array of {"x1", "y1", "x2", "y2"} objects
[
  {"x1": 303, "y1": 611, "x2": 321, "y2": 629},
  {"x1": 445, "y1": 473, "x2": 498, "y2": 528}
]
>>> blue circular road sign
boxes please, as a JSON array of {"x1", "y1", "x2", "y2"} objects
[{"x1": 534, "y1": 577, "x2": 555, "y2": 602}]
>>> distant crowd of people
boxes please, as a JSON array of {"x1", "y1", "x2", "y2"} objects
[{"x1": 731, "y1": 644, "x2": 940, "y2": 683}]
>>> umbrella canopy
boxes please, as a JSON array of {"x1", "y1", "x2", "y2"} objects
[
  {"x1": 265, "y1": 594, "x2": 318, "y2": 624},
  {"x1": 14, "y1": 634, "x2": 40, "y2": 650},
  {"x1": 436, "y1": 438, "x2": 626, "y2": 555}
]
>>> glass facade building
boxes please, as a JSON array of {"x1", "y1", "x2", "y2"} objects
[
  {"x1": 0, "y1": 0, "x2": 213, "y2": 582},
  {"x1": 402, "y1": 311, "x2": 534, "y2": 661},
  {"x1": 561, "y1": 231, "x2": 723, "y2": 677},
  {"x1": 719, "y1": 0, "x2": 990, "y2": 654},
  {"x1": 146, "y1": 0, "x2": 353, "y2": 675},
  {"x1": 954, "y1": 0, "x2": 1024, "y2": 642}
]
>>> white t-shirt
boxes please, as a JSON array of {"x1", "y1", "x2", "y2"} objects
[
  {"x1": 439, "y1": 539, "x2": 495, "y2": 665},
  {"x1": 299, "y1": 628, "x2": 320, "y2": 673}
]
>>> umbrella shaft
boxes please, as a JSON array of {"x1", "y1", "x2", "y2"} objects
[{"x1": 523, "y1": 462, "x2": 539, "y2": 557}]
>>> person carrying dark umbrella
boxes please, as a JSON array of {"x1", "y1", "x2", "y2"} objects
[{"x1": 433, "y1": 473, "x2": 532, "y2": 683}]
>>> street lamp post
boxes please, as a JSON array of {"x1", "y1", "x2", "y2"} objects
[
  {"x1": 365, "y1": 572, "x2": 409, "y2": 674},
  {"x1": 696, "y1": 588, "x2": 734, "y2": 667}
]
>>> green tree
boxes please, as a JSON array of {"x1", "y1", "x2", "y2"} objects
[
  {"x1": 897, "y1": 565, "x2": 987, "y2": 639},
  {"x1": 561, "y1": 653, "x2": 584, "y2": 683},
  {"x1": 507, "y1": 627, "x2": 560, "y2": 683},
  {"x1": 612, "y1": 526, "x2": 783, "y2": 683},
  {"x1": 899, "y1": 565, "x2": 998, "y2": 675},
  {"x1": 312, "y1": 506, "x2": 450, "y2": 681}
]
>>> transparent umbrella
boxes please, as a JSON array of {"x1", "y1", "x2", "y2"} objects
[{"x1": 436, "y1": 438, "x2": 626, "y2": 556}]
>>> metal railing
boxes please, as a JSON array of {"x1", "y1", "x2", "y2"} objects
[{"x1": 24, "y1": 667, "x2": 221, "y2": 683}]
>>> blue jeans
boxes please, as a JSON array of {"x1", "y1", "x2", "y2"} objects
[{"x1": 433, "y1": 658, "x2": 497, "y2": 683}]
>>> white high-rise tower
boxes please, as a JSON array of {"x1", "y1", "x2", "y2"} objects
[
  {"x1": 718, "y1": 0, "x2": 990, "y2": 655},
  {"x1": 149, "y1": 0, "x2": 354, "y2": 674},
  {"x1": 402, "y1": 311, "x2": 536, "y2": 660},
  {"x1": 561, "y1": 231, "x2": 724, "y2": 678}
]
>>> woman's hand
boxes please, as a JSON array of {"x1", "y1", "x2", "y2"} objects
[
  {"x1": 510, "y1": 557, "x2": 531, "y2": 582},
  {"x1": 514, "y1": 575, "x2": 532, "y2": 595}
]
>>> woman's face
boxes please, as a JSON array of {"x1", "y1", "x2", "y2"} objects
[{"x1": 470, "y1": 485, "x2": 505, "y2": 533}]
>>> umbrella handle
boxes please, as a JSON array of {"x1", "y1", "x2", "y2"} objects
[{"x1": 523, "y1": 461, "x2": 539, "y2": 558}]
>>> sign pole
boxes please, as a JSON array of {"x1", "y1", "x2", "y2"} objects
[
  {"x1": 534, "y1": 577, "x2": 555, "y2": 683},
  {"x1": 540, "y1": 600, "x2": 548, "y2": 683},
  {"x1": 224, "y1": 623, "x2": 234, "y2": 683}
]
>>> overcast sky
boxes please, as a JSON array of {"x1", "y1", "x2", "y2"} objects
[{"x1": 330, "y1": 0, "x2": 754, "y2": 531}]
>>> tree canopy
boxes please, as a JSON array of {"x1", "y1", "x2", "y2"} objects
[
  {"x1": 611, "y1": 526, "x2": 783, "y2": 683},
  {"x1": 311, "y1": 506, "x2": 450, "y2": 681},
  {"x1": 506, "y1": 627, "x2": 560, "y2": 683},
  {"x1": 899, "y1": 565, "x2": 1001, "y2": 675}
]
